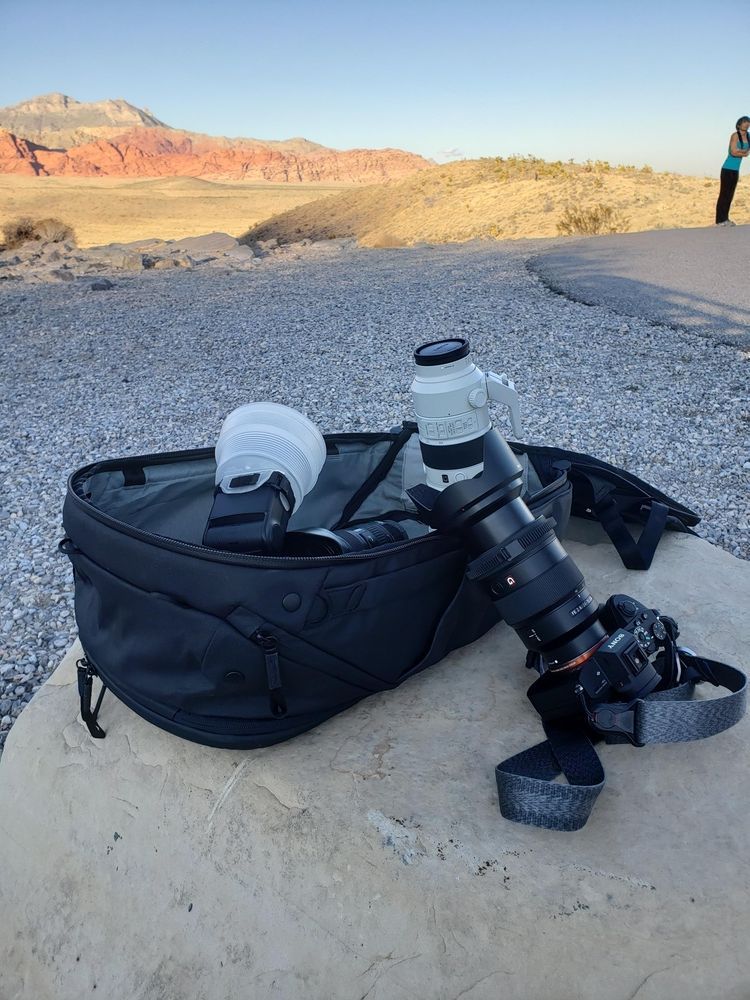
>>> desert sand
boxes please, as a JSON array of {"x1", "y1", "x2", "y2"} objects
[
  {"x1": 0, "y1": 175, "x2": 349, "y2": 247},
  {"x1": 2, "y1": 157, "x2": 749, "y2": 251}
]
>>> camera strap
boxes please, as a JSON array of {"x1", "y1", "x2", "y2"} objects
[{"x1": 495, "y1": 653, "x2": 746, "y2": 831}]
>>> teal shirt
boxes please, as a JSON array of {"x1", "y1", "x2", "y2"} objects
[{"x1": 723, "y1": 135, "x2": 749, "y2": 171}]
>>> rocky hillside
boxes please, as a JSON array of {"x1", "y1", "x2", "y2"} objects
[
  {"x1": 0, "y1": 94, "x2": 432, "y2": 183},
  {"x1": 0, "y1": 92, "x2": 167, "y2": 148},
  {"x1": 0, "y1": 127, "x2": 431, "y2": 182},
  {"x1": 240, "y1": 155, "x2": 736, "y2": 246}
]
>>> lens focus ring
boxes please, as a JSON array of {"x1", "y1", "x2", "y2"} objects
[{"x1": 490, "y1": 556, "x2": 585, "y2": 626}]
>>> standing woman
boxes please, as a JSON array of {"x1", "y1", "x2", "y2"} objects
[{"x1": 716, "y1": 116, "x2": 750, "y2": 225}]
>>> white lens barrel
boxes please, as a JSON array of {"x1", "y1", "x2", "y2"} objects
[
  {"x1": 215, "y1": 402, "x2": 326, "y2": 509},
  {"x1": 410, "y1": 354, "x2": 491, "y2": 489}
]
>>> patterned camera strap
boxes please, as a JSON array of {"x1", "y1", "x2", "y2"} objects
[{"x1": 495, "y1": 653, "x2": 746, "y2": 831}]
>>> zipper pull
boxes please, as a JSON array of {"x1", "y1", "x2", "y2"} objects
[
  {"x1": 76, "y1": 657, "x2": 107, "y2": 739},
  {"x1": 251, "y1": 630, "x2": 287, "y2": 718}
]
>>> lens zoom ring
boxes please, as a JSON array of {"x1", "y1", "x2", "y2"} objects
[
  {"x1": 466, "y1": 518, "x2": 555, "y2": 581},
  {"x1": 494, "y1": 557, "x2": 584, "y2": 624}
]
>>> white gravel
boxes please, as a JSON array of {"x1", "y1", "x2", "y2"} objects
[{"x1": 0, "y1": 237, "x2": 748, "y2": 749}]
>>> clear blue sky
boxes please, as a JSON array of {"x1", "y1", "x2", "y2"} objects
[{"x1": 1, "y1": 0, "x2": 745, "y2": 176}]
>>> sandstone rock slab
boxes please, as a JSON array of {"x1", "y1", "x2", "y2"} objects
[
  {"x1": 169, "y1": 232, "x2": 239, "y2": 254},
  {"x1": 1, "y1": 534, "x2": 749, "y2": 1000}
]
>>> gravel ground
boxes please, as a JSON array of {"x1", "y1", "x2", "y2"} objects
[{"x1": 1, "y1": 237, "x2": 748, "y2": 750}]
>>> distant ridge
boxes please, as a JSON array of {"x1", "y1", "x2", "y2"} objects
[
  {"x1": 0, "y1": 94, "x2": 432, "y2": 183},
  {"x1": 0, "y1": 92, "x2": 168, "y2": 148}
]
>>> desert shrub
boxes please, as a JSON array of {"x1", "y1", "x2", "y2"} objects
[
  {"x1": 34, "y1": 217, "x2": 76, "y2": 243},
  {"x1": 1, "y1": 217, "x2": 36, "y2": 247},
  {"x1": 583, "y1": 159, "x2": 613, "y2": 174},
  {"x1": 556, "y1": 203, "x2": 630, "y2": 236},
  {"x1": 2, "y1": 216, "x2": 76, "y2": 249}
]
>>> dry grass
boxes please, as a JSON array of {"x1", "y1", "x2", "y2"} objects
[
  {"x1": 239, "y1": 156, "x2": 746, "y2": 246},
  {"x1": 0, "y1": 175, "x2": 350, "y2": 247}
]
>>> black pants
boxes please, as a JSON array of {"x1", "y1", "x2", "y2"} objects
[{"x1": 716, "y1": 168, "x2": 740, "y2": 223}]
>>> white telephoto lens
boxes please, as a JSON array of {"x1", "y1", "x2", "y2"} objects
[
  {"x1": 215, "y1": 402, "x2": 326, "y2": 509},
  {"x1": 411, "y1": 339, "x2": 491, "y2": 490}
]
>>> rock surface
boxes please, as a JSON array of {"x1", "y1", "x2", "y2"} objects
[
  {"x1": 0, "y1": 231, "x2": 277, "y2": 282},
  {"x1": 1, "y1": 533, "x2": 748, "y2": 1000},
  {"x1": 0, "y1": 123, "x2": 432, "y2": 182}
]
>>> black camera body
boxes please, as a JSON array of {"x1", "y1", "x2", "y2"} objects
[
  {"x1": 580, "y1": 594, "x2": 671, "y2": 699},
  {"x1": 528, "y1": 595, "x2": 678, "y2": 743}
]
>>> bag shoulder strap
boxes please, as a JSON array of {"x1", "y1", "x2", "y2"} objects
[{"x1": 510, "y1": 441, "x2": 700, "y2": 570}]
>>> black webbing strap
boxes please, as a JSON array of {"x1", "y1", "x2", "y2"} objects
[
  {"x1": 76, "y1": 656, "x2": 107, "y2": 739},
  {"x1": 333, "y1": 423, "x2": 416, "y2": 529},
  {"x1": 595, "y1": 496, "x2": 669, "y2": 570},
  {"x1": 496, "y1": 656, "x2": 746, "y2": 831},
  {"x1": 509, "y1": 443, "x2": 700, "y2": 570}
]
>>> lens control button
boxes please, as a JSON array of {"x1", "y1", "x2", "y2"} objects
[{"x1": 468, "y1": 388, "x2": 488, "y2": 408}]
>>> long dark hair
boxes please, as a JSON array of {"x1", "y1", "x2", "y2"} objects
[{"x1": 735, "y1": 117, "x2": 750, "y2": 146}]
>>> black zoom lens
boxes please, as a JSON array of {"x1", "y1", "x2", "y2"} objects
[
  {"x1": 467, "y1": 514, "x2": 606, "y2": 667},
  {"x1": 334, "y1": 521, "x2": 407, "y2": 552},
  {"x1": 413, "y1": 429, "x2": 606, "y2": 670},
  {"x1": 283, "y1": 520, "x2": 408, "y2": 557}
]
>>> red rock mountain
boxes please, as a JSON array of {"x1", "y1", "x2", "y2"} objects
[{"x1": 0, "y1": 94, "x2": 431, "y2": 183}]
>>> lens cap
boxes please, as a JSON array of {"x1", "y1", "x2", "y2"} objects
[{"x1": 414, "y1": 338, "x2": 470, "y2": 366}]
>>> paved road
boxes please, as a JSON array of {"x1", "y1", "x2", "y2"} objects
[{"x1": 529, "y1": 224, "x2": 750, "y2": 349}]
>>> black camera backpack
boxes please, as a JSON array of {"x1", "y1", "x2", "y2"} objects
[{"x1": 60, "y1": 422, "x2": 699, "y2": 748}]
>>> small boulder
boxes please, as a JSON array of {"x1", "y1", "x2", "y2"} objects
[
  {"x1": 224, "y1": 244, "x2": 256, "y2": 261},
  {"x1": 94, "y1": 248, "x2": 144, "y2": 270},
  {"x1": 46, "y1": 269, "x2": 75, "y2": 283},
  {"x1": 121, "y1": 251, "x2": 145, "y2": 271},
  {"x1": 169, "y1": 232, "x2": 239, "y2": 254},
  {"x1": 90, "y1": 279, "x2": 114, "y2": 291}
]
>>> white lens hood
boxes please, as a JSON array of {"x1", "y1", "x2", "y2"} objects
[{"x1": 215, "y1": 402, "x2": 326, "y2": 509}]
